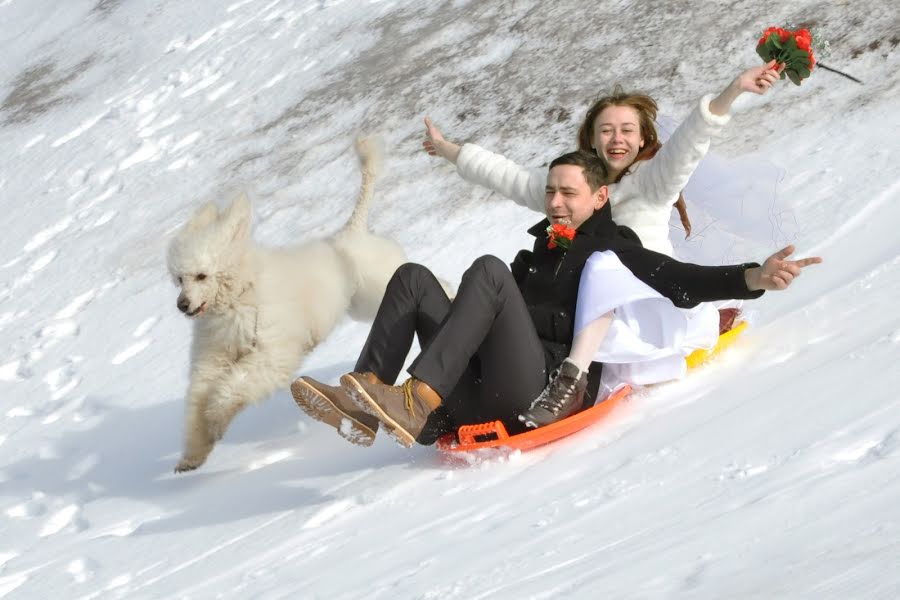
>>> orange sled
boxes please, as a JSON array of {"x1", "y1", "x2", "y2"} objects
[
  {"x1": 435, "y1": 384, "x2": 632, "y2": 453},
  {"x1": 436, "y1": 321, "x2": 748, "y2": 454}
]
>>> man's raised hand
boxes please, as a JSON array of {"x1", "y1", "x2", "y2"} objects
[{"x1": 745, "y1": 245, "x2": 823, "y2": 291}]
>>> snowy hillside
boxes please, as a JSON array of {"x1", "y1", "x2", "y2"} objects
[{"x1": 1, "y1": 0, "x2": 899, "y2": 598}]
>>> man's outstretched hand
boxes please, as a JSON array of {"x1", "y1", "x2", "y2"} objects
[{"x1": 745, "y1": 245, "x2": 823, "y2": 291}]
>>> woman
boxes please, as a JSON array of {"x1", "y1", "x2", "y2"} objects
[
  {"x1": 424, "y1": 61, "x2": 782, "y2": 256},
  {"x1": 291, "y1": 151, "x2": 820, "y2": 446}
]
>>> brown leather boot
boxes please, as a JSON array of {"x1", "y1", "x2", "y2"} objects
[
  {"x1": 340, "y1": 374, "x2": 441, "y2": 448},
  {"x1": 291, "y1": 373, "x2": 381, "y2": 447}
]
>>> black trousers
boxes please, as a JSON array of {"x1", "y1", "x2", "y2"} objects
[{"x1": 355, "y1": 256, "x2": 549, "y2": 442}]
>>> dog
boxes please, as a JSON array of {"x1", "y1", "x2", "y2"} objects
[{"x1": 166, "y1": 138, "x2": 407, "y2": 472}]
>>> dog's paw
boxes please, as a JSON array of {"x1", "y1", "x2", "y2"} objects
[{"x1": 174, "y1": 457, "x2": 204, "y2": 473}]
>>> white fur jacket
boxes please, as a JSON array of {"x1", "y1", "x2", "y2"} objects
[{"x1": 455, "y1": 94, "x2": 731, "y2": 257}]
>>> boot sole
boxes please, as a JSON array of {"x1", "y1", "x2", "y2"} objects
[
  {"x1": 518, "y1": 404, "x2": 581, "y2": 430},
  {"x1": 340, "y1": 374, "x2": 416, "y2": 448},
  {"x1": 290, "y1": 379, "x2": 376, "y2": 447}
]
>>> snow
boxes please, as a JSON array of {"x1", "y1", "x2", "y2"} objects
[{"x1": 1, "y1": 0, "x2": 899, "y2": 598}]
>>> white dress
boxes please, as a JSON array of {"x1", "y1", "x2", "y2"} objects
[{"x1": 574, "y1": 251, "x2": 720, "y2": 399}]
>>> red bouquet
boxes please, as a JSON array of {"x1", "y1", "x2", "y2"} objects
[
  {"x1": 546, "y1": 223, "x2": 576, "y2": 250},
  {"x1": 756, "y1": 26, "x2": 822, "y2": 85}
]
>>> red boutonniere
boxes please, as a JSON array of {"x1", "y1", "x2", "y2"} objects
[
  {"x1": 546, "y1": 222, "x2": 576, "y2": 250},
  {"x1": 757, "y1": 25, "x2": 828, "y2": 85}
]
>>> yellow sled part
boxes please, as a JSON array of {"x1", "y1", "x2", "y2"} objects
[{"x1": 685, "y1": 321, "x2": 748, "y2": 370}]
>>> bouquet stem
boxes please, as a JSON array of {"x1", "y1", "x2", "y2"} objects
[{"x1": 817, "y1": 62, "x2": 864, "y2": 84}]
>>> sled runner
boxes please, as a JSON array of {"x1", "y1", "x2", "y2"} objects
[
  {"x1": 685, "y1": 319, "x2": 747, "y2": 369},
  {"x1": 436, "y1": 321, "x2": 748, "y2": 453}
]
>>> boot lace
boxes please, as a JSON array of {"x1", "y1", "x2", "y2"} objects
[
  {"x1": 532, "y1": 368, "x2": 578, "y2": 415},
  {"x1": 402, "y1": 378, "x2": 417, "y2": 418}
]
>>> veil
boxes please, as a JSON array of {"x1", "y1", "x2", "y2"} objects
[{"x1": 656, "y1": 115, "x2": 798, "y2": 265}]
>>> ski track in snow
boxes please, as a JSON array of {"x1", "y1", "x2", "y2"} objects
[{"x1": 110, "y1": 339, "x2": 152, "y2": 366}]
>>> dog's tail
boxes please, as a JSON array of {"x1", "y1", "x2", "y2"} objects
[{"x1": 343, "y1": 136, "x2": 383, "y2": 234}]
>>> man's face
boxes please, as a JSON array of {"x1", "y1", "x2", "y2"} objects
[{"x1": 545, "y1": 164, "x2": 608, "y2": 230}]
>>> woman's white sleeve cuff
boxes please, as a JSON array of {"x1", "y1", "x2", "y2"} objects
[
  {"x1": 455, "y1": 143, "x2": 481, "y2": 174},
  {"x1": 698, "y1": 93, "x2": 732, "y2": 127}
]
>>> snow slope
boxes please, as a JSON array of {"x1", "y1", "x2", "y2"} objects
[{"x1": 1, "y1": 0, "x2": 899, "y2": 597}]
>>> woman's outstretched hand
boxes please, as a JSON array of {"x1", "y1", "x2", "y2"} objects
[
  {"x1": 423, "y1": 117, "x2": 461, "y2": 164},
  {"x1": 710, "y1": 60, "x2": 783, "y2": 115},
  {"x1": 744, "y1": 245, "x2": 823, "y2": 291},
  {"x1": 735, "y1": 60, "x2": 783, "y2": 94}
]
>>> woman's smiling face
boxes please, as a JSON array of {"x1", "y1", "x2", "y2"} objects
[{"x1": 591, "y1": 105, "x2": 644, "y2": 179}]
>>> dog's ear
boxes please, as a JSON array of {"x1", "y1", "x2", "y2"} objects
[
  {"x1": 223, "y1": 193, "x2": 252, "y2": 242},
  {"x1": 186, "y1": 202, "x2": 219, "y2": 231}
]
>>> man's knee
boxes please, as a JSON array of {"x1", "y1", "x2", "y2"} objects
[
  {"x1": 390, "y1": 263, "x2": 445, "y2": 299},
  {"x1": 468, "y1": 255, "x2": 510, "y2": 280},
  {"x1": 392, "y1": 262, "x2": 431, "y2": 285}
]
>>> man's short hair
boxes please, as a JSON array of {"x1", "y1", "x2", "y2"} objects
[{"x1": 548, "y1": 151, "x2": 609, "y2": 191}]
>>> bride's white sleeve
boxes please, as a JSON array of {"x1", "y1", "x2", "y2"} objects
[
  {"x1": 455, "y1": 143, "x2": 547, "y2": 214},
  {"x1": 637, "y1": 94, "x2": 732, "y2": 207}
]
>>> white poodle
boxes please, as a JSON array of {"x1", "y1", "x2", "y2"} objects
[{"x1": 167, "y1": 138, "x2": 406, "y2": 472}]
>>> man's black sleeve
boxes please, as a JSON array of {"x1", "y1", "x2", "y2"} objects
[{"x1": 614, "y1": 245, "x2": 765, "y2": 309}]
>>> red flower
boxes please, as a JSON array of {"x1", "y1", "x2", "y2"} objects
[
  {"x1": 757, "y1": 26, "x2": 790, "y2": 47},
  {"x1": 546, "y1": 223, "x2": 576, "y2": 250},
  {"x1": 758, "y1": 26, "x2": 778, "y2": 46},
  {"x1": 552, "y1": 223, "x2": 575, "y2": 239},
  {"x1": 757, "y1": 24, "x2": 823, "y2": 85}
]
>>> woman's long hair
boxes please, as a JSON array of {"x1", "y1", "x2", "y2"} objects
[{"x1": 577, "y1": 87, "x2": 692, "y2": 238}]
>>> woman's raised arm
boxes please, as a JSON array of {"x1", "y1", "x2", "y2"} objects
[
  {"x1": 421, "y1": 117, "x2": 546, "y2": 213},
  {"x1": 709, "y1": 60, "x2": 782, "y2": 115},
  {"x1": 634, "y1": 62, "x2": 782, "y2": 209},
  {"x1": 423, "y1": 117, "x2": 461, "y2": 164}
]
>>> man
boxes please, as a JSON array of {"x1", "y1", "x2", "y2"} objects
[{"x1": 291, "y1": 151, "x2": 821, "y2": 447}]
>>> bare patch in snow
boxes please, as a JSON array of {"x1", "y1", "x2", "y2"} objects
[{"x1": 1, "y1": 56, "x2": 98, "y2": 125}]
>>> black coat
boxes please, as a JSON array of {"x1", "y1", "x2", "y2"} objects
[{"x1": 511, "y1": 202, "x2": 763, "y2": 400}]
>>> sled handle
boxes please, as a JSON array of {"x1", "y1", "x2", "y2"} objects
[{"x1": 457, "y1": 421, "x2": 510, "y2": 445}]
